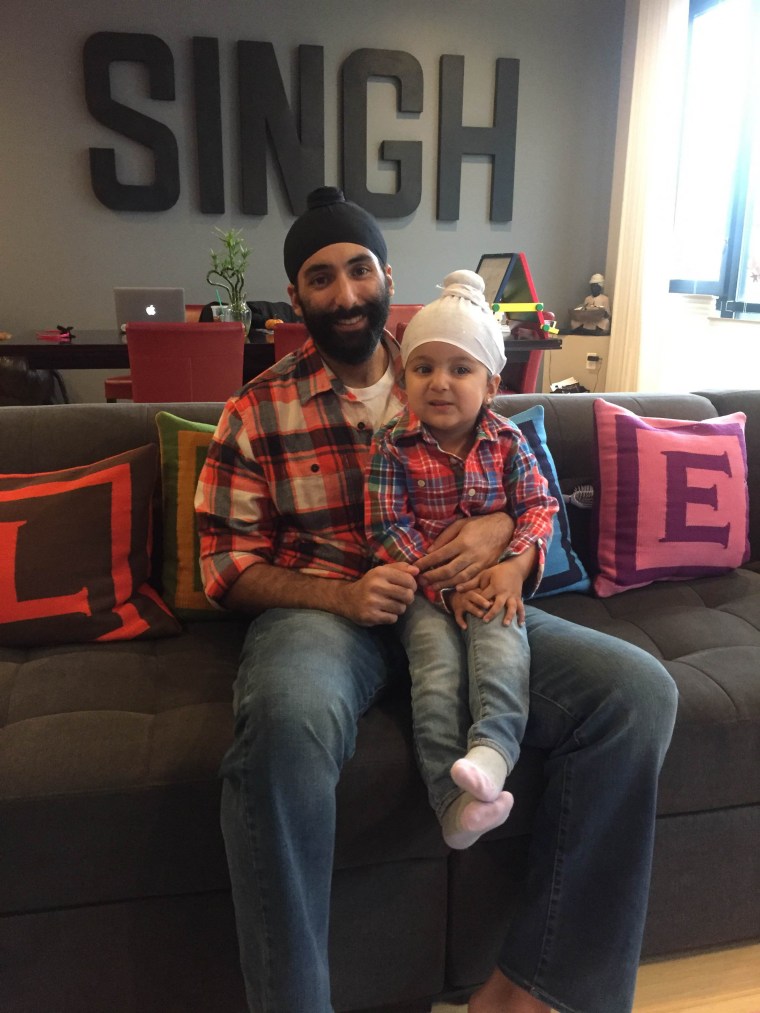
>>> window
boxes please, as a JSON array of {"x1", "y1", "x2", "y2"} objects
[{"x1": 669, "y1": 0, "x2": 760, "y2": 319}]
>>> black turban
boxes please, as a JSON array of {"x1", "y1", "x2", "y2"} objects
[{"x1": 284, "y1": 187, "x2": 387, "y2": 283}]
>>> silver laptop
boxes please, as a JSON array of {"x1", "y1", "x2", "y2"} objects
[{"x1": 114, "y1": 287, "x2": 186, "y2": 333}]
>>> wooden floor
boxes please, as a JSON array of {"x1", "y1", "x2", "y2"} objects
[
  {"x1": 432, "y1": 943, "x2": 760, "y2": 1012},
  {"x1": 633, "y1": 944, "x2": 760, "y2": 1012}
]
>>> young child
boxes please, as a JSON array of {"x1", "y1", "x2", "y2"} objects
[{"x1": 364, "y1": 270, "x2": 557, "y2": 849}]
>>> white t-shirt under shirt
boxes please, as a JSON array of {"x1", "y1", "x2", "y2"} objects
[{"x1": 345, "y1": 362, "x2": 403, "y2": 432}]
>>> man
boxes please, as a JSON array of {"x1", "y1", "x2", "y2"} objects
[{"x1": 196, "y1": 187, "x2": 677, "y2": 1013}]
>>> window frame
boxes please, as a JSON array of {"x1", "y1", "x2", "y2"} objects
[{"x1": 669, "y1": 0, "x2": 760, "y2": 318}]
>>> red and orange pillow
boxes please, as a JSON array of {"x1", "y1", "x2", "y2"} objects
[{"x1": 0, "y1": 445, "x2": 180, "y2": 646}]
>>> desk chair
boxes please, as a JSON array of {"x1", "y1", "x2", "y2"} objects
[
  {"x1": 184, "y1": 304, "x2": 204, "y2": 323},
  {"x1": 104, "y1": 305, "x2": 208, "y2": 402},
  {"x1": 125, "y1": 322, "x2": 245, "y2": 402},
  {"x1": 386, "y1": 304, "x2": 423, "y2": 342},
  {"x1": 271, "y1": 306, "x2": 423, "y2": 364},
  {"x1": 272, "y1": 322, "x2": 309, "y2": 360},
  {"x1": 103, "y1": 374, "x2": 133, "y2": 403}
]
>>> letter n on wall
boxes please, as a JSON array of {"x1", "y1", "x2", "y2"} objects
[{"x1": 237, "y1": 42, "x2": 324, "y2": 216}]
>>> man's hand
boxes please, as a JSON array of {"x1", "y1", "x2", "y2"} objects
[
  {"x1": 334, "y1": 561, "x2": 419, "y2": 627},
  {"x1": 221, "y1": 559, "x2": 417, "y2": 627},
  {"x1": 416, "y1": 514, "x2": 515, "y2": 593}
]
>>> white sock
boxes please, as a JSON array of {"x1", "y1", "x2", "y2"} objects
[
  {"x1": 441, "y1": 791, "x2": 514, "y2": 850},
  {"x1": 451, "y1": 745, "x2": 509, "y2": 802}
]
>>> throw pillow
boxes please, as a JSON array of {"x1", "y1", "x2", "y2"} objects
[
  {"x1": 593, "y1": 399, "x2": 749, "y2": 597},
  {"x1": 0, "y1": 445, "x2": 180, "y2": 646},
  {"x1": 509, "y1": 405, "x2": 591, "y2": 597},
  {"x1": 155, "y1": 411, "x2": 221, "y2": 618}
]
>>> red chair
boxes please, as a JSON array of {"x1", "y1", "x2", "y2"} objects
[
  {"x1": 272, "y1": 306, "x2": 423, "y2": 362},
  {"x1": 105, "y1": 304, "x2": 207, "y2": 402},
  {"x1": 184, "y1": 303, "x2": 204, "y2": 322},
  {"x1": 272, "y1": 322, "x2": 309, "y2": 360},
  {"x1": 386, "y1": 304, "x2": 423, "y2": 342},
  {"x1": 125, "y1": 322, "x2": 246, "y2": 402},
  {"x1": 104, "y1": 374, "x2": 133, "y2": 403}
]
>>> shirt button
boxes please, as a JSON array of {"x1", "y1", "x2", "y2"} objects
[
  {"x1": 311, "y1": 464, "x2": 320, "y2": 472},
  {"x1": 417, "y1": 479, "x2": 426, "y2": 488},
  {"x1": 357, "y1": 421, "x2": 367, "y2": 430},
  {"x1": 467, "y1": 488, "x2": 476, "y2": 497}
]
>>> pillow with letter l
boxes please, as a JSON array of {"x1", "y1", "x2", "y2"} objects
[
  {"x1": 509, "y1": 405, "x2": 591, "y2": 597},
  {"x1": 592, "y1": 398, "x2": 749, "y2": 597},
  {"x1": 0, "y1": 444, "x2": 180, "y2": 646}
]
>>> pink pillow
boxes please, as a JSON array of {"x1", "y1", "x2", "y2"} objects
[{"x1": 593, "y1": 399, "x2": 749, "y2": 597}]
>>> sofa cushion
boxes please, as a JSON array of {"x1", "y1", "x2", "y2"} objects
[
  {"x1": 0, "y1": 619, "x2": 448, "y2": 914},
  {"x1": 0, "y1": 445, "x2": 180, "y2": 646},
  {"x1": 0, "y1": 620, "x2": 244, "y2": 913},
  {"x1": 532, "y1": 567, "x2": 760, "y2": 815},
  {"x1": 509, "y1": 405, "x2": 590, "y2": 596},
  {"x1": 593, "y1": 399, "x2": 749, "y2": 596}
]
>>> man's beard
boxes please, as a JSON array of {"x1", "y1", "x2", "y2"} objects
[{"x1": 299, "y1": 281, "x2": 392, "y2": 366}]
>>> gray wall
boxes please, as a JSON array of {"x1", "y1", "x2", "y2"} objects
[{"x1": 2, "y1": 0, "x2": 624, "y2": 397}]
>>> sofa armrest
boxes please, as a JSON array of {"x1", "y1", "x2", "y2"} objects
[{"x1": 695, "y1": 390, "x2": 760, "y2": 562}]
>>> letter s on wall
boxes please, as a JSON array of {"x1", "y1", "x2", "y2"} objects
[{"x1": 83, "y1": 31, "x2": 180, "y2": 212}]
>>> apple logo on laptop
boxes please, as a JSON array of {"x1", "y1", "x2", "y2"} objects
[{"x1": 146, "y1": 304, "x2": 157, "y2": 316}]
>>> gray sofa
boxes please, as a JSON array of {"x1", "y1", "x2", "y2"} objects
[{"x1": 1, "y1": 390, "x2": 758, "y2": 1013}]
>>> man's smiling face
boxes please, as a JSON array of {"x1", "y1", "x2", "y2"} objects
[{"x1": 290, "y1": 243, "x2": 393, "y2": 366}]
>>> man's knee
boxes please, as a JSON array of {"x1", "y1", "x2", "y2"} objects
[
  {"x1": 525, "y1": 607, "x2": 678, "y2": 748},
  {"x1": 620, "y1": 649, "x2": 678, "y2": 746}
]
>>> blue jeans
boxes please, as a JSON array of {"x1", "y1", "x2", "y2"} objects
[
  {"x1": 399, "y1": 593, "x2": 530, "y2": 818},
  {"x1": 220, "y1": 605, "x2": 677, "y2": 1013}
]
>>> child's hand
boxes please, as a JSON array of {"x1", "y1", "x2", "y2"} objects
[
  {"x1": 475, "y1": 561, "x2": 526, "y2": 626},
  {"x1": 449, "y1": 588, "x2": 493, "y2": 631}
]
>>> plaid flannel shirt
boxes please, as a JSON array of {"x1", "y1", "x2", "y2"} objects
[
  {"x1": 364, "y1": 406, "x2": 558, "y2": 604},
  {"x1": 195, "y1": 335, "x2": 405, "y2": 603}
]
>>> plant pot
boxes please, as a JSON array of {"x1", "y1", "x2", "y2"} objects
[{"x1": 222, "y1": 303, "x2": 252, "y2": 336}]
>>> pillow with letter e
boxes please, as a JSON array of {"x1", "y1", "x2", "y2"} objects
[
  {"x1": 592, "y1": 398, "x2": 749, "y2": 597},
  {"x1": 0, "y1": 445, "x2": 180, "y2": 646}
]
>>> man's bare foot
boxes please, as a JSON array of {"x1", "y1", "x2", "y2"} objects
[{"x1": 468, "y1": 966, "x2": 552, "y2": 1012}]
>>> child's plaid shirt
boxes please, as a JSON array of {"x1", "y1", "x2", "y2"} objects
[{"x1": 364, "y1": 405, "x2": 558, "y2": 603}]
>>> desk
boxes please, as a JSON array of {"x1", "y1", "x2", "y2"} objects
[
  {"x1": 3, "y1": 330, "x2": 275, "y2": 383},
  {"x1": 3, "y1": 331, "x2": 562, "y2": 384}
]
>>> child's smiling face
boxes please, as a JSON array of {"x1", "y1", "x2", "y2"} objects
[{"x1": 404, "y1": 340, "x2": 500, "y2": 453}]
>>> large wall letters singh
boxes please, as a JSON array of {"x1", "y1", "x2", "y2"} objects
[{"x1": 83, "y1": 32, "x2": 519, "y2": 221}]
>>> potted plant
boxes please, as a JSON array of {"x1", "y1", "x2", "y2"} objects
[{"x1": 206, "y1": 227, "x2": 253, "y2": 334}]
